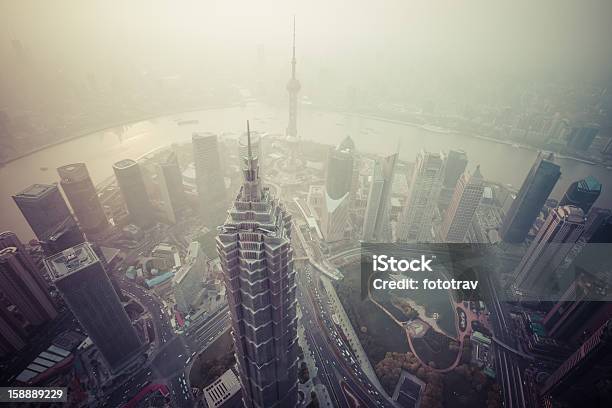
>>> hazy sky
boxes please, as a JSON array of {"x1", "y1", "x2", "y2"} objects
[{"x1": 2, "y1": 0, "x2": 612, "y2": 92}]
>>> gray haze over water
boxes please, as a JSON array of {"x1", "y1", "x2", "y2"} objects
[{"x1": 2, "y1": 103, "x2": 611, "y2": 240}]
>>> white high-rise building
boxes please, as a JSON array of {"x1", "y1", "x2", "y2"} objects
[
  {"x1": 172, "y1": 241, "x2": 209, "y2": 314},
  {"x1": 440, "y1": 166, "x2": 484, "y2": 243},
  {"x1": 397, "y1": 151, "x2": 445, "y2": 242}
]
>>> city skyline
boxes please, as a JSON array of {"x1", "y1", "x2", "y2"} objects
[{"x1": 1, "y1": 3, "x2": 612, "y2": 408}]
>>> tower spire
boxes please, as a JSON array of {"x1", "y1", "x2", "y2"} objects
[
  {"x1": 291, "y1": 15, "x2": 296, "y2": 79},
  {"x1": 247, "y1": 119, "x2": 253, "y2": 165},
  {"x1": 286, "y1": 15, "x2": 300, "y2": 140}
]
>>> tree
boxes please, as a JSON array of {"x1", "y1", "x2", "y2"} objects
[{"x1": 298, "y1": 362, "x2": 310, "y2": 384}]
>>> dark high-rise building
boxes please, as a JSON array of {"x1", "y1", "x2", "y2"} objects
[
  {"x1": 113, "y1": 159, "x2": 154, "y2": 228},
  {"x1": 513, "y1": 206, "x2": 585, "y2": 295},
  {"x1": 13, "y1": 183, "x2": 79, "y2": 243},
  {"x1": 216, "y1": 122, "x2": 298, "y2": 408},
  {"x1": 0, "y1": 232, "x2": 57, "y2": 326},
  {"x1": 583, "y1": 207, "x2": 612, "y2": 242},
  {"x1": 325, "y1": 142, "x2": 354, "y2": 200},
  {"x1": 321, "y1": 140, "x2": 354, "y2": 242},
  {"x1": 543, "y1": 272, "x2": 612, "y2": 346},
  {"x1": 559, "y1": 176, "x2": 601, "y2": 215},
  {"x1": 45, "y1": 243, "x2": 142, "y2": 373},
  {"x1": 157, "y1": 152, "x2": 186, "y2": 224},
  {"x1": 57, "y1": 163, "x2": 108, "y2": 235},
  {"x1": 41, "y1": 221, "x2": 86, "y2": 256},
  {"x1": 566, "y1": 123, "x2": 600, "y2": 151},
  {"x1": 442, "y1": 149, "x2": 468, "y2": 189},
  {"x1": 0, "y1": 303, "x2": 27, "y2": 357},
  {"x1": 192, "y1": 133, "x2": 226, "y2": 224},
  {"x1": 540, "y1": 319, "x2": 612, "y2": 407},
  {"x1": 500, "y1": 152, "x2": 561, "y2": 243}
]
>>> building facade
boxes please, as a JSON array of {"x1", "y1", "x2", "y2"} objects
[
  {"x1": 321, "y1": 141, "x2": 354, "y2": 242},
  {"x1": 192, "y1": 132, "x2": 227, "y2": 224},
  {"x1": 173, "y1": 241, "x2": 208, "y2": 314},
  {"x1": 513, "y1": 205, "x2": 585, "y2": 295},
  {"x1": 500, "y1": 152, "x2": 561, "y2": 243},
  {"x1": 13, "y1": 183, "x2": 82, "y2": 247},
  {"x1": 397, "y1": 151, "x2": 444, "y2": 242},
  {"x1": 0, "y1": 231, "x2": 57, "y2": 327},
  {"x1": 216, "y1": 123, "x2": 298, "y2": 408},
  {"x1": 559, "y1": 176, "x2": 601, "y2": 215},
  {"x1": 440, "y1": 166, "x2": 485, "y2": 243},
  {"x1": 113, "y1": 159, "x2": 155, "y2": 228},
  {"x1": 45, "y1": 243, "x2": 143, "y2": 373},
  {"x1": 362, "y1": 153, "x2": 398, "y2": 242},
  {"x1": 57, "y1": 163, "x2": 108, "y2": 235},
  {"x1": 157, "y1": 152, "x2": 186, "y2": 224}
]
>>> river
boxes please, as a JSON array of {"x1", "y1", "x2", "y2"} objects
[{"x1": 1, "y1": 102, "x2": 611, "y2": 240}]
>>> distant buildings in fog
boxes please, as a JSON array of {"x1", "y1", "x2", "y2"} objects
[{"x1": 192, "y1": 132, "x2": 226, "y2": 224}]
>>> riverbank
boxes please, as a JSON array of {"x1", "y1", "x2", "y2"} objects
[
  {"x1": 308, "y1": 105, "x2": 607, "y2": 167},
  {"x1": 0, "y1": 103, "x2": 240, "y2": 166}
]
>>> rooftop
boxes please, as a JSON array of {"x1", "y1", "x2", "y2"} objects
[
  {"x1": 204, "y1": 369, "x2": 241, "y2": 408},
  {"x1": 113, "y1": 159, "x2": 137, "y2": 169},
  {"x1": 14, "y1": 184, "x2": 56, "y2": 199},
  {"x1": 578, "y1": 176, "x2": 602, "y2": 193},
  {"x1": 44, "y1": 243, "x2": 100, "y2": 280}
]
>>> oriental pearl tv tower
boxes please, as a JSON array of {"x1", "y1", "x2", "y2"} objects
[{"x1": 285, "y1": 16, "x2": 301, "y2": 169}]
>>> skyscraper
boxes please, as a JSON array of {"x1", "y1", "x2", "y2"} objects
[
  {"x1": 45, "y1": 243, "x2": 142, "y2": 373},
  {"x1": 559, "y1": 176, "x2": 601, "y2": 215},
  {"x1": 362, "y1": 153, "x2": 398, "y2": 242},
  {"x1": 0, "y1": 232, "x2": 57, "y2": 326},
  {"x1": 397, "y1": 151, "x2": 444, "y2": 242},
  {"x1": 500, "y1": 152, "x2": 561, "y2": 243},
  {"x1": 442, "y1": 150, "x2": 468, "y2": 189},
  {"x1": 216, "y1": 122, "x2": 298, "y2": 408},
  {"x1": 540, "y1": 319, "x2": 612, "y2": 407},
  {"x1": 438, "y1": 149, "x2": 468, "y2": 210},
  {"x1": 157, "y1": 152, "x2": 186, "y2": 224},
  {"x1": 440, "y1": 166, "x2": 484, "y2": 243},
  {"x1": 192, "y1": 132, "x2": 226, "y2": 224},
  {"x1": 113, "y1": 159, "x2": 155, "y2": 228},
  {"x1": 513, "y1": 206, "x2": 585, "y2": 295},
  {"x1": 542, "y1": 272, "x2": 612, "y2": 346},
  {"x1": 173, "y1": 241, "x2": 207, "y2": 314},
  {"x1": 57, "y1": 163, "x2": 108, "y2": 235},
  {"x1": 13, "y1": 183, "x2": 82, "y2": 245},
  {"x1": 286, "y1": 16, "x2": 300, "y2": 141},
  {"x1": 321, "y1": 141, "x2": 354, "y2": 242},
  {"x1": 0, "y1": 303, "x2": 27, "y2": 357},
  {"x1": 566, "y1": 123, "x2": 600, "y2": 151}
]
